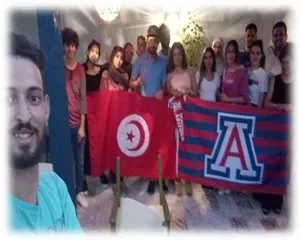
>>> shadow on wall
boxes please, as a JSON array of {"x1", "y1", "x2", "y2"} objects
[{"x1": 59, "y1": 7, "x2": 291, "y2": 64}]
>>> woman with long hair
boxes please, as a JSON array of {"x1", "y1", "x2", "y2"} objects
[
  {"x1": 248, "y1": 39, "x2": 269, "y2": 107},
  {"x1": 83, "y1": 40, "x2": 111, "y2": 194},
  {"x1": 100, "y1": 46, "x2": 129, "y2": 90},
  {"x1": 218, "y1": 40, "x2": 249, "y2": 195},
  {"x1": 99, "y1": 46, "x2": 129, "y2": 193},
  {"x1": 166, "y1": 42, "x2": 198, "y2": 196},
  {"x1": 198, "y1": 47, "x2": 221, "y2": 102},
  {"x1": 220, "y1": 40, "x2": 249, "y2": 106}
]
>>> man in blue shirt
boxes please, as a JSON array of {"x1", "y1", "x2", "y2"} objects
[
  {"x1": 9, "y1": 32, "x2": 82, "y2": 232},
  {"x1": 239, "y1": 23, "x2": 257, "y2": 68},
  {"x1": 130, "y1": 25, "x2": 168, "y2": 195}
]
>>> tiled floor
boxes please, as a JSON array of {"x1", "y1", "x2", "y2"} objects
[{"x1": 77, "y1": 177, "x2": 290, "y2": 232}]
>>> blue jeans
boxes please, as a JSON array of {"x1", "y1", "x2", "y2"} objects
[{"x1": 70, "y1": 127, "x2": 85, "y2": 195}]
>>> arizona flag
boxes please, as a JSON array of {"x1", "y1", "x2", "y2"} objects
[
  {"x1": 178, "y1": 97, "x2": 289, "y2": 195},
  {"x1": 87, "y1": 90, "x2": 177, "y2": 180}
]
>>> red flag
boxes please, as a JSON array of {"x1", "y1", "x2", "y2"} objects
[{"x1": 87, "y1": 90, "x2": 177, "y2": 180}]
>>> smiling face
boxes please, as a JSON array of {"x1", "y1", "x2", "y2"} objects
[
  {"x1": 113, "y1": 51, "x2": 124, "y2": 69},
  {"x1": 64, "y1": 42, "x2": 77, "y2": 60},
  {"x1": 8, "y1": 57, "x2": 49, "y2": 169},
  {"x1": 226, "y1": 44, "x2": 237, "y2": 65},
  {"x1": 88, "y1": 44, "x2": 100, "y2": 64},
  {"x1": 250, "y1": 45, "x2": 262, "y2": 67}
]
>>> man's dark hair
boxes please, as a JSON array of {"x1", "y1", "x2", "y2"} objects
[
  {"x1": 245, "y1": 23, "x2": 257, "y2": 33},
  {"x1": 61, "y1": 27, "x2": 79, "y2": 48},
  {"x1": 159, "y1": 23, "x2": 169, "y2": 33},
  {"x1": 10, "y1": 32, "x2": 46, "y2": 89},
  {"x1": 272, "y1": 21, "x2": 287, "y2": 35},
  {"x1": 124, "y1": 42, "x2": 133, "y2": 50}
]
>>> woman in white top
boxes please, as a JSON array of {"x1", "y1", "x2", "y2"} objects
[
  {"x1": 198, "y1": 47, "x2": 221, "y2": 102},
  {"x1": 166, "y1": 42, "x2": 198, "y2": 196},
  {"x1": 248, "y1": 39, "x2": 269, "y2": 107}
]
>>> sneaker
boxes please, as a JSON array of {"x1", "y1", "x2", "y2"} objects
[
  {"x1": 225, "y1": 189, "x2": 231, "y2": 194},
  {"x1": 76, "y1": 192, "x2": 89, "y2": 208},
  {"x1": 100, "y1": 174, "x2": 109, "y2": 185},
  {"x1": 162, "y1": 180, "x2": 169, "y2": 193},
  {"x1": 185, "y1": 182, "x2": 193, "y2": 196},
  {"x1": 147, "y1": 180, "x2": 156, "y2": 195},
  {"x1": 218, "y1": 189, "x2": 225, "y2": 195},
  {"x1": 175, "y1": 181, "x2": 182, "y2": 196},
  {"x1": 109, "y1": 171, "x2": 117, "y2": 184}
]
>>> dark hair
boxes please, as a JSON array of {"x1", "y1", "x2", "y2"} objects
[
  {"x1": 167, "y1": 42, "x2": 188, "y2": 73},
  {"x1": 110, "y1": 46, "x2": 124, "y2": 64},
  {"x1": 245, "y1": 23, "x2": 257, "y2": 33},
  {"x1": 10, "y1": 32, "x2": 46, "y2": 89},
  {"x1": 62, "y1": 27, "x2": 79, "y2": 48},
  {"x1": 137, "y1": 35, "x2": 146, "y2": 43},
  {"x1": 200, "y1": 47, "x2": 216, "y2": 74},
  {"x1": 84, "y1": 39, "x2": 101, "y2": 70},
  {"x1": 124, "y1": 42, "x2": 133, "y2": 50},
  {"x1": 250, "y1": 39, "x2": 265, "y2": 68},
  {"x1": 159, "y1": 23, "x2": 169, "y2": 33},
  {"x1": 273, "y1": 21, "x2": 287, "y2": 35},
  {"x1": 225, "y1": 39, "x2": 239, "y2": 63}
]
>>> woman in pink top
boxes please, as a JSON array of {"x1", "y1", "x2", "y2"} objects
[
  {"x1": 220, "y1": 40, "x2": 249, "y2": 105},
  {"x1": 218, "y1": 40, "x2": 249, "y2": 196},
  {"x1": 166, "y1": 42, "x2": 198, "y2": 196}
]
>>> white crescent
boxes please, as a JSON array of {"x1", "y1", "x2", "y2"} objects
[{"x1": 117, "y1": 114, "x2": 150, "y2": 157}]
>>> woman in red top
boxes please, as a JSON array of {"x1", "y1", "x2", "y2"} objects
[
  {"x1": 100, "y1": 46, "x2": 129, "y2": 91},
  {"x1": 220, "y1": 40, "x2": 249, "y2": 105}
]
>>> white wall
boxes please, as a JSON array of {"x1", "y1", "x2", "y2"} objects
[
  {"x1": 10, "y1": 10, "x2": 40, "y2": 46},
  {"x1": 59, "y1": 7, "x2": 291, "y2": 64}
]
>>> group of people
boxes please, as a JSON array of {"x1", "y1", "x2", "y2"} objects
[{"x1": 9, "y1": 17, "x2": 291, "y2": 231}]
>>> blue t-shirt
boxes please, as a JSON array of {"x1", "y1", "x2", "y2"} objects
[
  {"x1": 10, "y1": 172, "x2": 82, "y2": 233},
  {"x1": 131, "y1": 52, "x2": 167, "y2": 97},
  {"x1": 238, "y1": 50, "x2": 251, "y2": 68}
]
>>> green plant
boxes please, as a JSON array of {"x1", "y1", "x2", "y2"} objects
[{"x1": 180, "y1": 12, "x2": 205, "y2": 69}]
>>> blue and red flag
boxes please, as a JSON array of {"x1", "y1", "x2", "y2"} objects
[{"x1": 178, "y1": 96, "x2": 290, "y2": 195}]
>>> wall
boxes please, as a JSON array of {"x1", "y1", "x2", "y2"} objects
[
  {"x1": 10, "y1": 10, "x2": 40, "y2": 46},
  {"x1": 59, "y1": 7, "x2": 291, "y2": 64}
]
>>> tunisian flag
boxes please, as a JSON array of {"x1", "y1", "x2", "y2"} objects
[{"x1": 86, "y1": 90, "x2": 177, "y2": 180}]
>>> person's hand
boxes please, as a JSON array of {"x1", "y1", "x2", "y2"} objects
[
  {"x1": 137, "y1": 74, "x2": 144, "y2": 86},
  {"x1": 283, "y1": 104, "x2": 292, "y2": 112},
  {"x1": 154, "y1": 89, "x2": 164, "y2": 100},
  {"x1": 171, "y1": 89, "x2": 180, "y2": 97},
  {"x1": 78, "y1": 127, "x2": 85, "y2": 142},
  {"x1": 220, "y1": 93, "x2": 228, "y2": 102}
]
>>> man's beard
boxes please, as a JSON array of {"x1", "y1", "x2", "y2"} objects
[
  {"x1": 11, "y1": 142, "x2": 42, "y2": 169},
  {"x1": 148, "y1": 47, "x2": 156, "y2": 55},
  {"x1": 10, "y1": 122, "x2": 43, "y2": 170}
]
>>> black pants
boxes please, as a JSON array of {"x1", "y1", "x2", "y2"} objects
[{"x1": 253, "y1": 193, "x2": 283, "y2": 209}]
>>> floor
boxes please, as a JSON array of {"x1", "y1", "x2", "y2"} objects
[{"x1": 77, "y1": 177, "x2": 290, "y2": 233}]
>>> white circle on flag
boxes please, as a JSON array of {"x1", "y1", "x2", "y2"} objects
[{"x1": 117, "y1": 114, "x2": 150, "y2": 157}]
